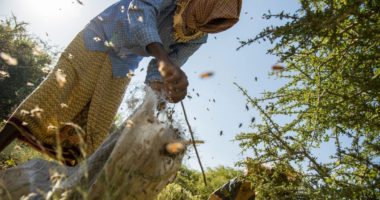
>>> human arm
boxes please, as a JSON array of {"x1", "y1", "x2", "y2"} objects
[
  {"x1": 146, "y1": 42, "x2": 189, "y2": 103},
  {"x1": 145, "y1": 41, "x2": 205, "y2": 103},
  {"x1": 127, "y1": 0, "x2": 188, "y2": 102},
  {"x1": 127, "y1": 0, "x2": 164, "y2": 54}
]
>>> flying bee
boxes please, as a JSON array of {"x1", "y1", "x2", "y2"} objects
[
  {"x1": 76, "y1": 0, "x2": 83, "y2": 5},
  {"x1": 200, "y1": 71, "x2": 214, "y2": 79}
]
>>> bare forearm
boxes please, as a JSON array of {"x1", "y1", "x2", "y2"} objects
[
  {"x1": 146, "y1": 42, "x2": 171, "y2": 63},
  {"x1": 145, "y1": 42, "x2": 188, "y2": 103}
]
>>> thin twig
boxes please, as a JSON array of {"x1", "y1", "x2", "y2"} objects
[{"x1": 180, "y1": 101, "x2": 207, "y2": 186}]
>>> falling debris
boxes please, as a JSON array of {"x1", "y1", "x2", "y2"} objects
[
  {"x1": 0, "y1": 52, "x2": 18, "y2": 66},
  {"x1": 140, "y1": 67, "x2": 144, "y2": 72},
  {"x1": 193, "y1": 117, "x2": 197, "y2": 120},
  {"x1": 239, "y1": 123, "x2": 243, "y2": 128},
  {"x1": 219, "y1": 130, "x2": 223, "y2": 136},
  {"x1": 196, "y1": 93, "x2": 200, "y2": 97},
  {"x1": 187, "y1": 95, "x2": 192, "y2": 99},
  {"x1": 199, "y1": 71, "x2": 214, "y2": 79},
  {"x1": 55, "y1": 69, "x2": 67, "y2": 88},
  {"x1": 254, "y1": 76, "x2": 258, "y2": 82},
  {"x1": 245, "y1": 104, "x2": 249, "y2": 111}
]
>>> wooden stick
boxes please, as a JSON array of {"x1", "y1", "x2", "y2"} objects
[{"x1": 180, "y1": 101, "x2": 207, "y2": 186}]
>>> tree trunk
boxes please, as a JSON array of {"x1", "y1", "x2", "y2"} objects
[{"x1": 0, "y1": 90, "x2": 185, "y2": 200}]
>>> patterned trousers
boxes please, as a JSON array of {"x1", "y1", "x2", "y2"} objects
[{"x1": 9, "y1": 32, "x2": 130, "y2": 165}]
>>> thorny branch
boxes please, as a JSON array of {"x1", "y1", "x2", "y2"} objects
[{"x1": 234, "y1": 83, "x2": 330, "y2": 180}]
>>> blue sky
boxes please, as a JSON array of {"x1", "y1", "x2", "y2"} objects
[{"x1": 0, "y1": 0, "x2": 301, "y2": 170}]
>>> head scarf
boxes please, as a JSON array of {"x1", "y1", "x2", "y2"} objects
[{"x1": 174, "y1": 0, "x2": 242, "y2": 42}]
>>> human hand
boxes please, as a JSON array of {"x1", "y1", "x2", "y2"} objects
[{"x1": 157, "y1": 59, "x2": 188, "y2": 103}]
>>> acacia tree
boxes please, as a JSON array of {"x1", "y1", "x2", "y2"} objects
[
  {"x1": 157, "y1": 166, "x2": 241, "y2": 200},
  {"x1": 236, "y1": 0, "x2": 379, "y2": 199}
]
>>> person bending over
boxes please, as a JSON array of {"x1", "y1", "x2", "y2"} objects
[{"x1": 0, "y1": 0, "x2": 242, "y2": 165}]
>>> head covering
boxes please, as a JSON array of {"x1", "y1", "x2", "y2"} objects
[{"x1": 174, "y1": 0, "x2": 242, "y2": 42}]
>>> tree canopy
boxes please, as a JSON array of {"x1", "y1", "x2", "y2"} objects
[
  {"x1": 236, "y1": 0, "x2": 379, "y2": 199},
  {"x1": 157, "y1": 166, "x2": 242, "y2": 200},
  {"x1": 0, "y1": 16, "x2": 52, "y2": 120}
]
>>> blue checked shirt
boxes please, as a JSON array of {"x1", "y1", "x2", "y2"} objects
[{"x1": 83, "y1": 0, "x2": 208, "y2": 83}]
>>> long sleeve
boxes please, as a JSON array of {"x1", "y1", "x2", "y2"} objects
[
  {"x1": 127, "y1": 0, "x2": 164, "y2": 54},
  {"x1": 145, "y1": 42, "x2": 204, "y2": 83}
]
